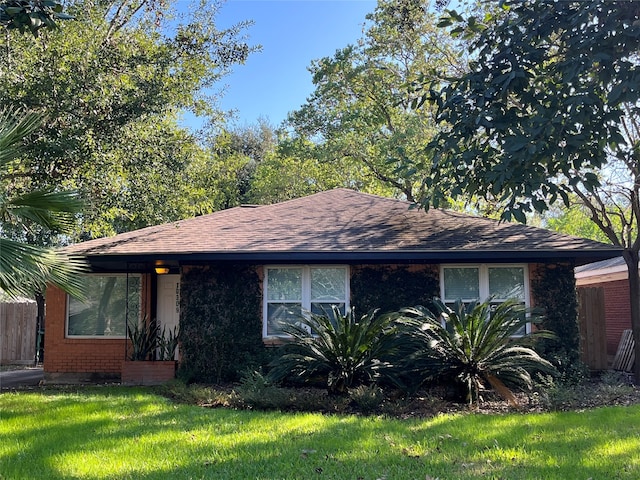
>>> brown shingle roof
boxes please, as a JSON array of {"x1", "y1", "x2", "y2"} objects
[{"x1": 65, "y1": 188, "x2": 621, "y2": 264}]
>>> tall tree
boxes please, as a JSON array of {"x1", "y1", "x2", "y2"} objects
[
  {"x1": 418, "y1": 1, "x2": 640, "y2": 380},
  {"x1": 0, "y1": 0, "x2": 255, "y2": 238},
  {"x1": 246, "y1": 134, "x2": 344, "y2": 204},
  {"x1": 286, "y1": 0, "x2": 465, "y2": 201}
]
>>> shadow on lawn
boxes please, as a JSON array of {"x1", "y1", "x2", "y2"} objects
[{"x1": 2, "y1": 387, "x2": 639, "y2": 479}]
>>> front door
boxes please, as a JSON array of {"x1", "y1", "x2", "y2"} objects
[{"x1": 156, "y1": 274, "x2": 180, "y2": 360}]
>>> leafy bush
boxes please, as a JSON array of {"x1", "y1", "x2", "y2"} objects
[
  {"x1": 600, "y1": 370, "x2": 633, "y2": 387},
  {"x1": 178, "y1": 265, "x2": 265, "y2": 383},
  {"x1": 536, "y1": 371, "x2": 636, "y2": 411},
  {"x1": 399, "y1": 299, "x2": 556, "y2": 405},
  {"x1": 157, "y1": 380, "x2": 234, "y2": 407},
  {"x1": 157, "y1": 325, "x2": 179, "y2": 361},
  {"x1": 547, "y1": 351, "x2": 589, "y2": 386},
  {"x1": 127, "y1": 320, "x2": 180, "y2": 361},
  {"x1": 268, "y1": 306, "x2": 404, "y2": 395},
  {"x1": 531, "y1": 263, "x2": 582, "y2": 375},
  {"x1": 127, "y1": 319, "x2": 159, "y2": 361},
  {"x1": 235, "y1": 370, "x2": 289, "y2": 410},
  {"x1": 350, "y1": 266, "x2": 439, "y2": 314},
  {"x1": 348, "y1": 384, "x2": 385, "y2": 413}
]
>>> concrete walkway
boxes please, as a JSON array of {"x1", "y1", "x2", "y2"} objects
[{"x1": 0, "y1": 367, "x2": 44, "y2": 389}]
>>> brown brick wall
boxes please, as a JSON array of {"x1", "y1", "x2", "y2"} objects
[
  {"x1": 44, "y1": 275, "x2": 152, "y2": 376},
  {"x1": 44, "y1": 285, "x2": 126, "y2": 374},
  {"x1": 121, "y1": 360, "x2": 176, "y2": 385},
  {"x1": 595, "y1": 279, "x2": 632, "y2": 356}
]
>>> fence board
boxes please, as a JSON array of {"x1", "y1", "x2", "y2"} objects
[
  {"x1": 612, "y1": 329, "x2": 635, "y2": 372},
  {"x1": 577, "y1": 287, "x2": 608, "y2": 371},
  {"x1": 0, "y1": 301, "x2": 37, "y2": 364}
]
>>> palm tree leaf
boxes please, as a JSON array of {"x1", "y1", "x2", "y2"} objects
[
  {"x1": 269, "y1": 306, "x2": 405, "y2": 393},
  {"x1": 0, "y1": 238, "x2": 87, "y2": 299},
  {"x1": 0, "y1": 108, "x2": 44, "y2": 169},
  {"x1": 4, "y1": 189, "x2": 83, "y2": 230},
  {"x1": 397, "y1": 297, "x2": 556, "y2": 404}
]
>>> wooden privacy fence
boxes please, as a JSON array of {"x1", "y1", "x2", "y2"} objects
[
  {"x1": 0, "y1": 300, "x2": 37, "y2": 364},
  {"x1": 577, "y1": 286, "x2": 608, "y2": 371}
]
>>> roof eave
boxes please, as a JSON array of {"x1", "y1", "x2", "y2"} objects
[{"x1": 78, "y1": 247, "x2": 623, "y2": 271}]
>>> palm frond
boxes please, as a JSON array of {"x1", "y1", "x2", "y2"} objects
[
  {"x1": 4, "y1": 189, "x2": 83, "y2": 230},
  {"x1": 268, "y1": 306, "x2": 404, "y2": 394},
  {"x1": 398, "y1": 298, "x2": 557, "y2": 404},
  {"x1": 0, "y1": 238, "x2": 87, "y2": 299},
  {"x1": 0, "y1": 108, "x2": 44, "y2": 169}
]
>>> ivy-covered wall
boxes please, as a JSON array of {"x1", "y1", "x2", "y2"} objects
[
  {"x1": 178, "y1": 264, "x2": 265, "y2": 383},
  {"x1": 531, "y1": 263, "x2": 583, "y2": 371},
  {"x1": 351, "y1": 265, "x2": 440, "y2": 314}
]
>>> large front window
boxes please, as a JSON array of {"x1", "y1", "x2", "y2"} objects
[
  {"x1": 66, "y1": 275, "x2": 141, "y2": 337},
  {"x1": 441, "y1": 264, "x2": 529, "y2": 332},
  {"x1": 264, "y1": 266, "x2": 349, "y2": 337}
]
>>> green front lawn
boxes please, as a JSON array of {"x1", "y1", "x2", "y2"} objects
[{"x1": 1, "y1": 387, "x2": 639, "y2": 479}]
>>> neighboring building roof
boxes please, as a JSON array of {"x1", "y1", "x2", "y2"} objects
[
  {"x1": 575, "y1": 256, "x2": 627, "y2": 274},
  {"x1": 65, "y1": 188, "x2": 622, "y2": 269},
  {"x1": 575, "y1": 255, "x2": 637, "y2": 285}
]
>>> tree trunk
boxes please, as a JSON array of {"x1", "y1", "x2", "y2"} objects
[
  {"x1": 623, "y1": 249, "x2": 640, "y2": 383},
  {"x1": 34, "y1": 291, "x2": 45, "y2": 365}
]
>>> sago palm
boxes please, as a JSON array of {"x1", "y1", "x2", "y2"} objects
[
  {"x1": 268, "y1": 306, "x2": 403, "y2": 394},
  {"x1": 400, "y1": 299, "x2": 555, "y2": 405},
  {"x1": 0, "y1": 108, "x2": 86, "y2": 298}
]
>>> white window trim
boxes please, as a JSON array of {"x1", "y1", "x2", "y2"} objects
[
  {"x1": 263, "y1": 265, "x2": 350, "y2": 338},
  {"x1": 65, "y1": 273, "x2": 141, "y2": 339},
  {"x1": 440, "y1": 264, "x2": 530, "y2": 333}
]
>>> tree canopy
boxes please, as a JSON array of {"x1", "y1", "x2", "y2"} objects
[
  {"x1": 0, "y1": 0, "x2": 256, "y2": 238},
  {"x1": 0, "y1": 0, "x2": 73, "y2": 36},
  {"x1": 418, "y1": 0, "x2": 640, "y2": 380},
  {"x1": 285, "y1": 0, "x2": 466, "y2": 201}
]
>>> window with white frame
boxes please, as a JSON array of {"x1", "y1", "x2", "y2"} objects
[
  {"x1": 264, "y1": 266, "x2": 349, "y2": 337},
  {"x1": 66, "y1": 274, "x2": 141, "y2": 337},
  {"x1": 441, "y1": 264, "x2": 529, "y2": 332}
]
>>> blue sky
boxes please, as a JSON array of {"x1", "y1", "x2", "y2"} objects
[{"x1": 211, "y1": 0, "x2": 377, "y2": 128}]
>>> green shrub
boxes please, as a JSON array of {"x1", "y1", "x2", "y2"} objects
[
  {"x1": 268, "y1": 306, "x2": 405, "y2": 394},
  {"x1": 235, "y1": 370, "x2": 289, "y2": 410},
  {"x1": 548, "y1": 351, "x2": 589, "y2": 386},
  {"x1": 348, "y1": 384, "x2": 385, "y2": 414},
  {"x1": 157, "y1": 380, "x2": 233, "y2": 406},
  {"x1": 350, "y1": 266, "x2": 439, "y2": 314},
  {"x1": 157, "y1": 325, "x2": 179, "y2": 361},
  {"x1": 126, "y1": 319, "x2": 159, "y2": 361},
  {"x1": 600, "y1": 370, "x2": 632, "y2": 387},
  {"x1": 535, "y1": 371, "x2": 636, "y2": 411},
  {"x1": 531, "y1": 263, "x2": 582, "y2": 377},
  {"x1": 399, "y1": 299, "x2": 556, "y2": 405},
  {"x1": 178, "y1": 265, "x2": 265, "y2": 383}
]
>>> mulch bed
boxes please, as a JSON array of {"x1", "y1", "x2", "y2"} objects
[{"x1": 161, "y1": 373, "x2": 640, "y2": 417}]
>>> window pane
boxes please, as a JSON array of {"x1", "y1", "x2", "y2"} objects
[
  {"x1": 443, "y1": 268, "x2": 479, "y2": 300},
  {"x1": 67, "y1": 276, "x2": 140, "y2": 336},
  {"x1": 267, "y1": 303, "x2": 302, "y2": 336},
  {"x1": 267, "y1": 268, "x2": 302, "y2": 301},
  {"x1": 311, "y1": 302, "x2": 346, "y2": 318},
  {"x1": 311, "y1": 268, "x2": 346, "y2": 302},
  {"x1": 489, "y1": 267, "x2": 525, "y2": 300}
]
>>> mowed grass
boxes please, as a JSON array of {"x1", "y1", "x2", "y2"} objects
[{"x1": 1, "y1": 387, "x2": 639, "y2": 479}]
